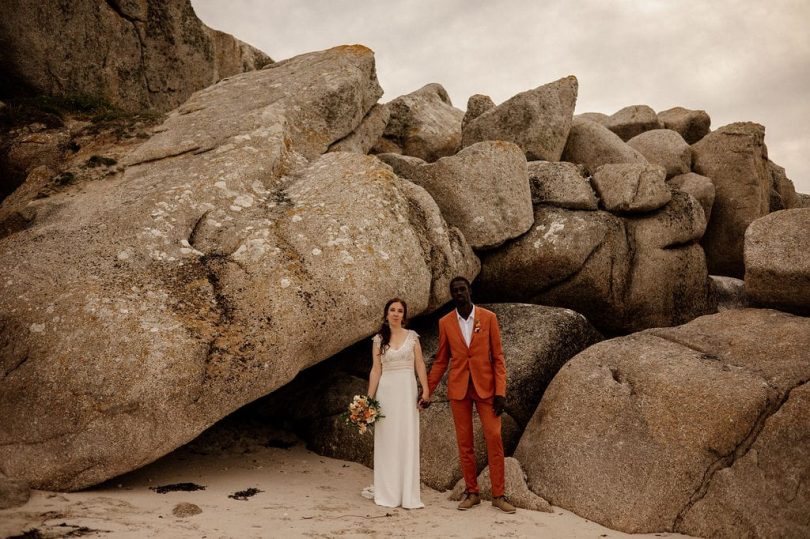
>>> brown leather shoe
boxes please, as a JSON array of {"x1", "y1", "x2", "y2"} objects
[
  {"x1": 492, "y1": 496, "x2": 516, "y2": 513},
  {"x1": 457, "y1": 491, "x2": 481, "y2": 510}
]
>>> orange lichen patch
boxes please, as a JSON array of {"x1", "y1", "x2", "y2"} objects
[{"x1": 332, "y1": 44, "x2": 374, "y2": 57}]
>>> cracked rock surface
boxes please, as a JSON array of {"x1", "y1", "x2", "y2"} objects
[
  {"x1": 514, "y1": 308, "x2": 810, "y2": 536},
  {"x1": 0, "y1": 46, "x2": 478, "y2": 490}
]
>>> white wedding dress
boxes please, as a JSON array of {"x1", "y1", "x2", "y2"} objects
[{"x1": 365, "y1": 330, "x2": 424, "y2": 509}]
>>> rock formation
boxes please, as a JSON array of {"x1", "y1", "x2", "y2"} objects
[
  {"x1": 657, "y1": 106, "x2": 711, "y2": 144},
  {"x1": 561, "y1": 117, "x2": 647, "y2": 174},
  {"x1": 0, "y1": 46, "x2": 478, "y2": 490},
  {"x1": 375, "y1": 83, "x2": 464, "y2": 162},
  {"x1": 0, "y1": 25, "x2": 806, "y2": 539},
  {"x1": 692, "y1": 122, "x2": 772, "y2": 277},
  {"x1": 462, "y1": 76, "x2": 578, "y2": 161},
  {"x1": 477, "y1": 190, "x2": 714, "y2": 333},
  {"x1": 0, "y1": 0, "x2": 272, "y2": 113},
  {"x1": 526, "y1": 161, "x2": 598, "y2": 210},
  {"x1": 380, "y1": 141, "x2": 533, "y2": 250},
  {"x1": 604, "y1": 105, "x2": 663, "y2": 141},
  {"x1": 627, "y1": 129, "x2": 692, "y2": 178},
  {"x1": 515, "y1": 308, "x2": 810, "y2": 537}
]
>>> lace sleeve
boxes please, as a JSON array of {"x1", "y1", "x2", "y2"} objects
[{"x1": 372, "y1": 334, "x2": 381, "y2": 347}]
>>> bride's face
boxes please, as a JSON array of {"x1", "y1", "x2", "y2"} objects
[{"x1": 387, "y1": 302, "x2": 405, "y2": 326}]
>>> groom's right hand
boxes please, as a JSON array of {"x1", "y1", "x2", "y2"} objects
[{"x1": 418, "y1": 397, "x2": 431, "y2": 409}]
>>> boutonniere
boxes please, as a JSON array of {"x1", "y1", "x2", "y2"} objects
[{"x1": 473, "y1": 318, "x2": 481, "y2": 333}]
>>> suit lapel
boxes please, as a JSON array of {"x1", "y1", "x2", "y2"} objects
[
  {"x1": 467, "y1": 307, "x2": 481, "y2": 349},
  {"x1": 447, "y1": 311, "x2": 469, "y2": 351}
]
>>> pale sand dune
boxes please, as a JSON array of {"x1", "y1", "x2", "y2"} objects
[{"x1": 0, "y1": 439, "x2": 696, "y2": 539}]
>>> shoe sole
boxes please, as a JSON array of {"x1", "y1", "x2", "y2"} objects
[
  {"x1": 493, "y1": 506, "x2": 516, "y2": 513},
  {"x1": 457, "y1": 503, "x2": 481, "y2": 511}
]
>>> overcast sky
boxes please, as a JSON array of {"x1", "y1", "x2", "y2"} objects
[{"x1": 192, "y1": 0, "x2": 810, "y2": 194}]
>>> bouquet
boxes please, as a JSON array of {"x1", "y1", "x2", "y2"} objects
[{"x1": 342, "y1": 394, "x2": 384, "y2": 434}]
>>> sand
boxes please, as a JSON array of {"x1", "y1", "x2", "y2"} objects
[{"x1": 0, "y1": 432, "x2": 696, "y2": 539}]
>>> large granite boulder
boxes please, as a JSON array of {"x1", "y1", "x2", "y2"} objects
[
  {"x1": 0, "y1": 46, "x2": 479, "y2": 491},
  {"x1": 744, "y1": 208, "x2": 810, "y2": 315},
  {"x1": 561, "y1": 118, "x2": 647, "y2": 174},
  {"x1": 476, "y1": 207, "x2": 630, "y2": 331},
  {"x1": 668, "y1": 172, "x2": 715, "y2": 222},
  {"x1": 526, "y1": 161, "x2": 598, "y2": 210},
  {"x1": 692, "y1": 122, "x2": 772, "y2": 277},
  {"x1": 380, "y1": 141, "x2": 533, "y2": 250},
  {"x1": 0, "y1": 0, "x2": 271, "y2": 113},
  {"x1": 591, "y1": 163, "x2": 671, "y2": 213},
  {"x1": 627, "y1": 129, "x2": 691, "y2": 178},
  {"x1": 657, "y1": 106, "x2": 711, "y2": 144},
  {"x1": 477, "y1": 193, "x2": 714, "y2": 333},
  {"x1": 621, "y1": 192, "x2": 714, "y2": 331},
  {"x1": 379, "y1": 83, "x2": 464, "y2": 162},
  {"x1": 515, "y1": 308, "x2": 810, "y2": 537},
  {"x1": 462, "y1": 76, "x2": 578, "y2": 161},
  {"x1": 605, "y1": 105, "x2": 664, "y2": 141}
]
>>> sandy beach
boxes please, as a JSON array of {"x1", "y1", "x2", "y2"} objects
[{"x1": 1, "y1": 427, "x2": 696, "y2": 539}]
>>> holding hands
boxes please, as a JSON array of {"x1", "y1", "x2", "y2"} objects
[{"x1": 418, "y1": 389, "x2": 431, "y2": 410}]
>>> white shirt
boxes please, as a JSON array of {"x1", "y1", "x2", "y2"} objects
[{"x1": 456, "y1": 305, "x2": 476, "y2": 347}]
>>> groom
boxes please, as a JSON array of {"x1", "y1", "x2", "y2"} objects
[{"x1": 424, "y1": 276, "x2": 516, "y2": 513}]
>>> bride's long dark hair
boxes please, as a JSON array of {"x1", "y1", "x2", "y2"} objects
[{"x1": 378, "y1": 297, "x2": 408, "y2": 355}]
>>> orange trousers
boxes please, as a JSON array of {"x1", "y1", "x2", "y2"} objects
[{"x1": 449, "y1": 378, "x2": 505, "y2": 497}]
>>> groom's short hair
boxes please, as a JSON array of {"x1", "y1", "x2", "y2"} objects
[{"x1": 449, "y1": 276, "x2": 471, "y2": 290}]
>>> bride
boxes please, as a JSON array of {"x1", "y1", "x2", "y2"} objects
[{"x1": 364, "y1": 298, "x2": 429, "y2": 509}]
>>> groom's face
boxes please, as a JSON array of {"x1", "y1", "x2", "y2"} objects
[{"x1": 450, "y1": 280, "x2": 472, "y2": 307}]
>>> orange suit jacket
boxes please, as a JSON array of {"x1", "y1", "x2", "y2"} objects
[{"x1": 427, "y1": 306, "x2": 507, "y2": 400}]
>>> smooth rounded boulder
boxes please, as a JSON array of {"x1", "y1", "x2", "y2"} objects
[
  {"x1": 561, "y1": 118, "x2": 647, "y2": 174},
  {"x1": 627, "y1": 129, "x2": 691, "y2": 178},
  {"x1": 658, "y1": 106, "x2": 711, "y2": 144},
  {"x1": 462, "y1": 76, "x2": 578, "y2": 162},
  {"x1": 605, "y1": 105, "x2": 663, "y2": 141},
  {"x1": 744, "y1": 208, "x2": 810, "y2": 314},
  {"x1": 515, "y1": 308, "x2": 810, "y2": 537}
]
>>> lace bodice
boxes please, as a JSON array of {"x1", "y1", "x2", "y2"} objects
[{"x1": 373, "y1": 330, "x2": 418, "y2": 372}]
